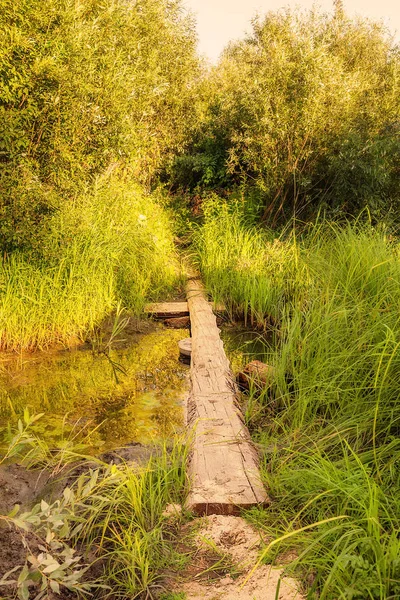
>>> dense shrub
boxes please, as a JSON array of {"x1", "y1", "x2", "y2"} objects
[
  {"x1": 0, "y1": 0, "x2": 199, "y2": 253},
  {"x1": 171, "y1": 9, "x2": 400, "y2": 223}
]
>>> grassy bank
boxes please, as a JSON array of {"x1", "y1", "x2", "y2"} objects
[
  {"x1": 0, "y1": 416, "x2": 189, "y2": 599},
  {"x1": 0, "y1": 176, "x2": 180, "y2": 351},
  {"x1": 196, "y1": 200, "x2": 400, "y2": 598},
  {"x1": 194, "y1": 197, "x2": 308, "y2": 328}
]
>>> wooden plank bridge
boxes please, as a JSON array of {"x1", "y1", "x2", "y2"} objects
[{"x1": 146, "y1": 279, "x2": 268, "y2": 515}]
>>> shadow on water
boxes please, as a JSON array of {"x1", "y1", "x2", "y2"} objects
[
  {"x1": 0, "y1": 323, "x2": 189, "y2": 454},
  {"x1": 221, "y1": 324, "x2": 273, "y2": 373}
]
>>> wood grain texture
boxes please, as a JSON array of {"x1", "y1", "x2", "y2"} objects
[
  {"x1": 145, "y1": 302, "x2": 189, "y2": 318},
  {"x1": 185, "y1": 278, "x2": 268, "y2": 515},
  {"x1": 145, "y1": 301, "x2": 225, "y2": 320}
]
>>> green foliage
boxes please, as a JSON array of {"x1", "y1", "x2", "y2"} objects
[
  {"x1": 66, "y1": 442, "x2": 188, "y2": 598},
  {"x1": 194, "y1": 196, "x2": 309, "y2": 327},
  {"x1": 0, "y1": 416, "x2": 188, "y2": 599},
  {"x1": 174, "y1": 8, "x2": 400, "y2": 222},
  {"x1": 0, "y1": 501, "x2": 92, "y2": 600},
  {"x1": 0, "y1": 0, "x2": 199, "y2": 253},
  {"x1": 0, "y1": 176, "x2": 180, "y2": 350},
  {"x1": 209, "y1": 217, "x2": 400, "y2": 598}
]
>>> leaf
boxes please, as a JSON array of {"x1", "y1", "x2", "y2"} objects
[
  {"x1": 50, "y1": 580, "x2": 60, "y2": 594},
  {"x1": 30, "y1": 413, "x2": 45, "y2": 423},
  {"x1": 27, "y1": 570, "x2": 42, "y2": 584},
  {"x1": 23, "y1": 408, "x2": 30, "y2": 426},
  {"x1": 40, "y1": 500, "x2": 49, "y2": 512},
  {"x1": 17, "y1": 582, "x2": 29, "y2": 600},
  {"x1": 42, "y1": 562, "x2": 61, "y2": 575},
  {"x1": 0, "y1": 564, "x2": 21, "y2": 584},
  {"x1": 17, "y1": 565, "x2": 29, "y2": 585},
  {"x1": 70, "y1": 523, "x2": 84, "y2": 536},
  {"x1": 63, "y1": 487, "x2": 72, "y2": 502},
  {"x1": 12, "y1": 518, "x2": 30, "y2": 532},
  {"x1": 59, "y1": 523, "x2": 70, "y2": 538},
  {"x1": 46, "y1": 529, "x2": 54, "y2": 543},
  {"x1": 8, "y1": 504, "x2": 20, "y2": 517}
]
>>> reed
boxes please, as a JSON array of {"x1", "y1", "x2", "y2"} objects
[
  {"x1": 68, "y1": 440, "x2": 189, "y2": 598},
  {"x1": 196, "y1": 206, "x2": 400, "y2": 598},
  {"x1": 194, "y1": 198, "x2": 310, "y2": 328},
  {"x1": 0, "y1": 177, "x2": 180, "y2": 351}
]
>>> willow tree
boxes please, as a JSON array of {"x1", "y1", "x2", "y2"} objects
[
  {"x1": 0, "y1": 0, "x2": 199, "y2": 252},
  {"x1": 174, "y1": 8, "x2": 400, "y2": 223}
]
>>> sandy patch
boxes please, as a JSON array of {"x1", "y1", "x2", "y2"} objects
[{"x1": 176, "y1": 515, "x2": 304, "y2": 600}]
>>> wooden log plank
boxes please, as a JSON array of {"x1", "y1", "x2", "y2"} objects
[
  {"x1": 238, "y1": 360, "x2": 276, "y2": 390},
  {"x1": 185, "y1": 278, "x2": 268, "y2": 515},
  {"x1": 145, "y1": 301, "x2": 226, "y2": 319},
  {"x1": 145, "y1": 302, "x2": 189, "y2": 318}
]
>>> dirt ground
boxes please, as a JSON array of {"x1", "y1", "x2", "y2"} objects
[
  {"x1": 0, "y1": 463, "x2": 75, "y2": 599},
  {"x1": 170, "y1": 514, "x2": 304, "y2": 600}
]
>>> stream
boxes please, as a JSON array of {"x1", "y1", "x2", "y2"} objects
[
  {"x1": 0, "y1": 322, "x2": 189, "y2": 454},
  {"x1": 0, "y1": 320, "x2": 270, "y2": 455}
]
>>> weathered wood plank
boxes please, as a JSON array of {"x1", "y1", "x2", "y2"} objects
[
  {"x1": 145, "y1": 300, "x2": 226, "y2": 319},
  {"x1": 145, "y1": 302, "x2": 189, "y2": 318},
  {"x1": 238, "y1": 360, "x2": 276, "y2": 390},
  {"x1": 185, "y1": 278, "x2": 268, "y2": 515}
]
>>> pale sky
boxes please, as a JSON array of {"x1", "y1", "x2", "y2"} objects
[{"x1": 184, "y1": 0, "x2": 400, "y2": 62}]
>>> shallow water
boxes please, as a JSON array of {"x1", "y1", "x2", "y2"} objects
[
  {"x1": 0, "y1": 323, "x2": 189, "y2": 453},
  {"x1": 221, "y1": 325, "x2": 272, "y2": 373}
]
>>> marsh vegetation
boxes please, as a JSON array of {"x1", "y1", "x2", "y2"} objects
[{"x1": 1, "y1": 0, "x2": 399, "y2": 598}]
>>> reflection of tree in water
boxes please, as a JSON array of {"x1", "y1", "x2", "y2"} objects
[
  {"x1": 96, "y1": 390, "x2": 184, "y2": 446},
  {"x1": 0, "y1": 326, "x2": 188, "y2": 451}
]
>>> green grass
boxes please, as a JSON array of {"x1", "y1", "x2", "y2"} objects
[
  {"x1": 196, "y1": 205, "x2": 400, "y2": 598},
  {"x1": 70, "y1": 441, "x2": 189, "y2": 598},
  {"x1": 1, "y1": 415, "x2": 190, "y2": 599},
  {"x1": 193, "y1": 197, "x2": 309, "y2": 328},
  {"x1": 0, "y1": 176, "x2": 181, "y2": 351}
]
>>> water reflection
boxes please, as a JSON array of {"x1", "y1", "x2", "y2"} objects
[
  {"x1": 0, "y1": 325, "x2": 188, "y2": 452},
  {"x1": 221, "y1": 325, "x2": 272, "y2": 373}
]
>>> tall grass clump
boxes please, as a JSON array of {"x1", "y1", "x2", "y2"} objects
[
  {"x1": 71, "y1": 443, "x2": 188, "y2": 598},
  {"x1": 194, "y1": 196, "x2": 310, "y2": 327},
  {"x1": 0, "y1": 176, "x2": 180, "y2": 351},
  {"x1": 236, "y1": 222, "x2": 400, "y2": 598},
  {"x1": 196, "y1": 210, "x2": 400, "y2": 597}
]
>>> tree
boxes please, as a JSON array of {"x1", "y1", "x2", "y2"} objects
[
  {"x1": 173, "y1": 8, "x2": 400, "y2": 223},
  {"x1": 0, "y1": 0, "x2": 199, "y2": 253}
]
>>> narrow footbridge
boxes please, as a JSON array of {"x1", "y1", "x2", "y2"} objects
[
  {"x1": 185, "y1": 278, "x2": 268, "y2": 515},
  {"x1": 146, "y1": 278, "x2": 269, "y2": 515}
]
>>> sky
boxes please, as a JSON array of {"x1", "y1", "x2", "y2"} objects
[{"x1": 183, "y1": 0, "x2": 400, "y2": 62}]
